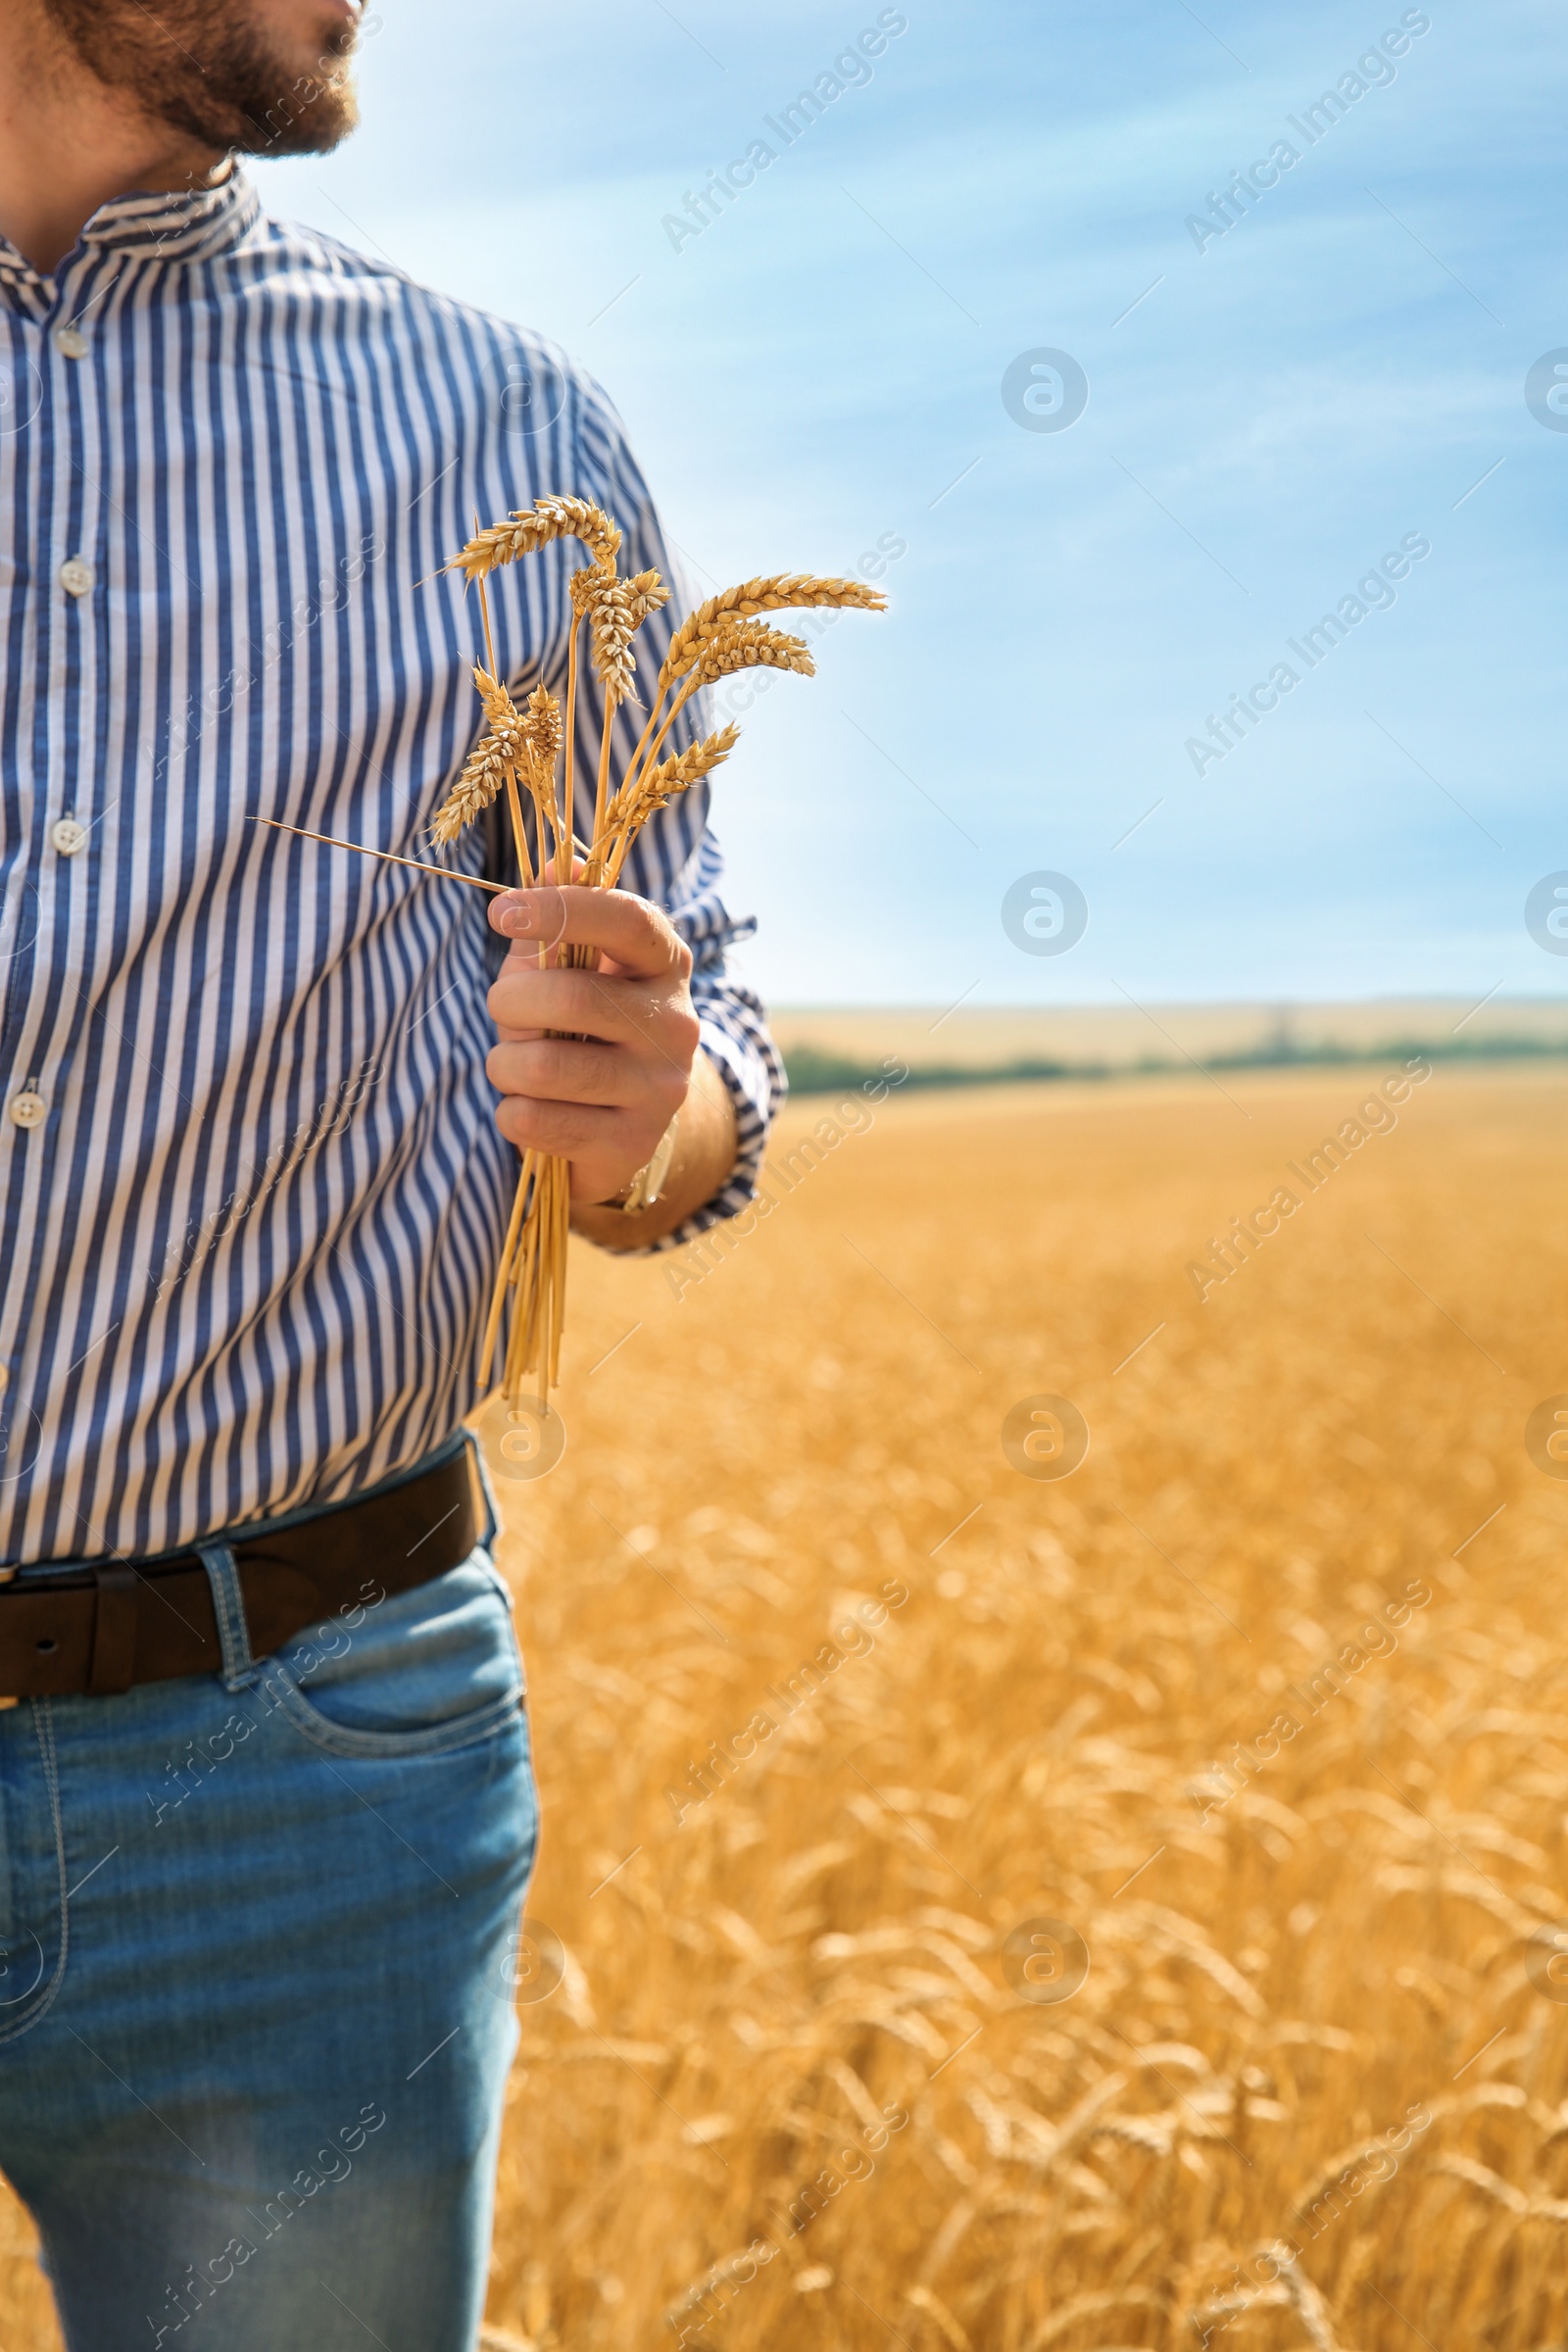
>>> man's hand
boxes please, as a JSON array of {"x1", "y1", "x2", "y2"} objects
[{"x1": 486, "y1": 885, "x2": 738, "y2": 1250}]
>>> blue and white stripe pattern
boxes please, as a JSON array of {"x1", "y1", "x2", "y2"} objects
[{"x1": 0, "y1": 169, "x2": 783, "y2": 1566}]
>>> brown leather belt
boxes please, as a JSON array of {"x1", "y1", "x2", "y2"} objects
[{"x1": 0, "y1": 1441, "x2": 483, "y2": 1700}]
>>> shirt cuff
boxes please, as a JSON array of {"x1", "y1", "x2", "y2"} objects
[{"x1": 628, "y1": 983, "x2": 786, "y2": 1256}]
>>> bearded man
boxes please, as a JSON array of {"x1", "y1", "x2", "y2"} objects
[{"x1": 0, "y1": 2, "x2": 780, "y2": 2341}]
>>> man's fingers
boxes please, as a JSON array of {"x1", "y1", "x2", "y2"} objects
[
  {"x1": 494, "y1": 1091, "x2": 634, "y2": 1171},
  {"x1": 488, "y1": 961, "x2": 634, "y2": 1045},
  {"x1": 487, "y1": 885, "x2": 690, "y2": 983},
  {"x1": 490, "y1": 884, "x2": 569, "y2": 957},
  {"x1": 483, "y1": 883, "x2": 705, "y2": 1204},
  {"x1": 487, "y1": 1034, "x2": 686, "y2": 1112},
  {"x1": 488, "y1": 960, "x2": 700, "y2": 1059}
]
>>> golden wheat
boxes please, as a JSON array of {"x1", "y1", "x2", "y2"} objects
[
  {"x1": 445, "y1": 500, "x2": 882, "y2": 1403},
  {"x1": 638, "y1": 719, "x2": 741, "y2": 803},
  {"x1": 430, "y1": 672, "x2": 564, "y2": 848},
  {"x1": 600, "y1": 726, "x2": 742, "y2": 883},
  {"x1": 692, "y1": 618, "x2": 815, "y2": 685},
  {"x1": 659, "y1": 573, "x2": 886, "y2": 692},
  {"x1": 466, "y1": 1062, "x2": 1568, "y2": 2352},
  {"x1": 429, "y1": 734, "x2": 511, "y2": 844},
  {"x1": 521, "y1": 683, "x2": 564, "y2": 778},
  {"x1": 624, "y1": 568, "x2": 671, "y2": 627},
  {"x1": 611, "y1": 628, "x2": 814, "y2": 833},
  {"x1": 568, "y1": 564, "x2": 667, "y2": 710},
  {"x1": 448, "y1": 494, "x2": 623, "y2": 583},
  {"x1": 4, "y1": 1065, "x2": 1568, "y2": 2348}
]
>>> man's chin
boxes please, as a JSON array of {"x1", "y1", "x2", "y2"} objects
[
  {"x1": 238, "y1": 74, "x2": 360, "y2": 159},
  {"x1": 236, "y1": 7, "x2": 364, "y2": 156},
  {"x1": 41, "y1": 0, "x2": 364, "y2": 162}
]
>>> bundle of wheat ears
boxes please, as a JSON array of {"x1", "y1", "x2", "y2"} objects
[{"x1": 259, "y1": 495, "x2": 884, "y2": 1404}]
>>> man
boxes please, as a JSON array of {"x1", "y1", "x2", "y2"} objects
[{"x1": 0, "y1": 0, "x2": 780, "y2": 2341}]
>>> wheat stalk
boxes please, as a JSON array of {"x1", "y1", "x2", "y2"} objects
[
  {"x1": 602, "y1": 725, "x2": 741, "y2": 888},
  {"x1": 247, "y1": 815, "x2": 509, "y2": 894}
]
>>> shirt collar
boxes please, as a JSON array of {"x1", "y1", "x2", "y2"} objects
[{"x1": 0, "y1": 162, "x2": 261, "y2": 289}]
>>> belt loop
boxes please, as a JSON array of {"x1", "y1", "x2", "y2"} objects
[
  {"x1": 464, "y1": 1427, "x2": 500, "y2": 1551},
  {"x1": 196, "y1": 1543, "x2": 259, "y2": 1692},
  {"x1": 88, "y1": 1564, "x2": 138, "y2": 1696}
]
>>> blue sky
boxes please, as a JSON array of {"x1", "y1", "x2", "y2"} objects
[{"x1": 255, "y1": 0, "x2": 1568, "y2": 1007}]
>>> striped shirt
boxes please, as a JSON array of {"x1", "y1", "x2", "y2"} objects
[{"x1": 0, "y1": 168, "x2": 783, "y2": 1567}]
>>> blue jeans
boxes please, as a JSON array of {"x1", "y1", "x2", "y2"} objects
[{"x1": 0, "y1": 1445, "x2": 538, "y2": 2350}]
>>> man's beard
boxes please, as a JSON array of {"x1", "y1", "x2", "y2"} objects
[{"x1": 41, "y1": 0, "x2": 360, "y2": 159}]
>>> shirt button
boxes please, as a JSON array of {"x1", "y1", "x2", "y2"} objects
[
  {"x1": 8, "y1": 1092, "x2": 47, "y2": 1131},
  {"x1": 53, "y1": 324, "x2": 89, "y2": 360},
  {"x1": 51, "y1": 815, "x2": 87, "y2": 858},
  {"x1": 60, "y1": 557, "x2": 94, "y2": 598}
]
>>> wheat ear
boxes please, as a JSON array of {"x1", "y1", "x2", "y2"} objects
[
  {"x1": 447, "y1": 494, "x2": 623, "y2": 582},
  {"x1": 659, "y1": 574, "x2": 885, "y2": 693},
  {"x1": 692, "y1": 619, "x2": 814, "y2": 684},
  {"x1": 603, "y1": 722, "x2": 742, "y2": 837},
  {"x1": 569, "y1": 564, "x2": 671, "y2": 842}
]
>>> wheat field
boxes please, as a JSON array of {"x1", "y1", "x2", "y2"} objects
[{"x1": 5, "y1": 1060, "x2": 1568, "y2": 2348}]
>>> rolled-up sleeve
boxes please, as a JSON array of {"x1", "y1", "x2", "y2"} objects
[{"x1": 656, "y1": 829, "x2": 787, "y2": 1250}]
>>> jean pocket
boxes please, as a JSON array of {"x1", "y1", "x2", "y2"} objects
[
  {"x1": 0, "y1": 1702, "x2": 68, "y2": 2047},
  {"x1": 261, "y1": 1550, "x2": 525, "y2": 1760}
]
